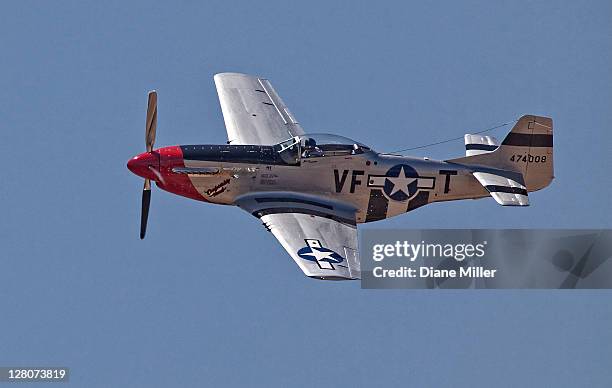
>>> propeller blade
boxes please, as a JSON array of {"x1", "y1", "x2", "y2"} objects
[
  {"x1": 145, "y1": 91, "x2": 157, "y2": 152},
  {"x1": 140, "y1": 179, "x2": 151, "y2": 239},
  {"x1": 139, "y1": 91, "x2": 156, "y2": 239}
]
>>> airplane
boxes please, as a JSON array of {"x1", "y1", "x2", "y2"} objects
[{"x1": 127, "y1": 73, "x2": 554, "y2": 280}]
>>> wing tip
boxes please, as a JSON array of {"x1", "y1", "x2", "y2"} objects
[
  {"x1": 214, "y1": 72, "x2": 264, "y2": 83},
  {"x1": 307, "y1": 275, "x2": 359, "y2": 281}
]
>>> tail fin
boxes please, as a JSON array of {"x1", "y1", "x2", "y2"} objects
[{"x1": 448, "y1": 115, "x2": 554, "y2": 192}]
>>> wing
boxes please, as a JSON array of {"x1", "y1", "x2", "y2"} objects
[
  {"x1": 236, "y1": 193, "x2": 360, "y2": 280},
  {"x1": 214, "y1": 73, "x2": 305, "y2": 145}
]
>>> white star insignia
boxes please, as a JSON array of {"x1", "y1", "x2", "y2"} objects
[
  {"x1": 303, "y1": 248, "x2": 336, "y2": 263},
  {"x1": 386, "y1": 165, "x2": 416, "y2": 196}
]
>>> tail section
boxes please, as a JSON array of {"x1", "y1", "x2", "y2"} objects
[{"x1": 449, "y1": 115, "x2": 554, "y2": 192}]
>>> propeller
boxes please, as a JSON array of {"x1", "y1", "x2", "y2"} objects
[{"x1": 140, "y1": 90, "x2": 157, "y2": 239}]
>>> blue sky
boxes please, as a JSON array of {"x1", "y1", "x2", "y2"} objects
[{"x1": 1, "y1": 1, "x2": 611, "y2": 386}]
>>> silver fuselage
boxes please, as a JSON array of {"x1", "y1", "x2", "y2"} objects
[{"x1": 174, "y1": 149, "x2": 488, "y2": 223}]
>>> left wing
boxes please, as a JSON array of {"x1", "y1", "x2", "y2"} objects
[
  {"x1": 214, "y1": 73, "x2": 305, "y2": 145},
  {"x1": 236, "y1": 193, "x2": 360, "y2": 280}
]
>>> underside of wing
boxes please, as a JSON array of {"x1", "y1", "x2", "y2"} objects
[
  {"x1": 236, "y1": 193, "x2": 360, "y2": 280},
  {"x1": 214, "y1": 73, "x2": 305, "y2": 145}
]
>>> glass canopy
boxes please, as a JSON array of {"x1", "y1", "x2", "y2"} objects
[{"x1": 275, "y1": 133, "x2": 372, "y2": 164}]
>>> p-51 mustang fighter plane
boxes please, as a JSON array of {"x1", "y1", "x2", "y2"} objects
[{"x1": 127, "y1": 73, "x2": 554, "y2": 280}]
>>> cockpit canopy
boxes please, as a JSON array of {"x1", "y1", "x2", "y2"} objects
[{"x1": 274, "y1": 134, "x2": 372, "y2": 165}]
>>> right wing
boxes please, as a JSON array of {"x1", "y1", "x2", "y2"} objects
[
  {"x1": 214, "y1": 73, "x2": 305, "y2": 145},
  {"x1": 236, "y1": 193, "x2": 360, "y2": 280}
]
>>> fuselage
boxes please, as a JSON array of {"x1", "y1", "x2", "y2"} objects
[{"x1": 128, "y1": 143, "x2": 489, "y2": 223}]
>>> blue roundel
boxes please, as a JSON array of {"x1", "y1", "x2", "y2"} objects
[
  {"x1": 297, "y1": 245, "x2": 345, "y2": 264},
  {"x1": 383, "y1": 164, "x2": 420, "y2": 201}
]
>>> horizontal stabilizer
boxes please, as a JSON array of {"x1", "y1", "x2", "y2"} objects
[
  {"x1": 464, "y1": 134, "x2": 499, "y2": 156},
  {"x1": 472, "y1": 171, "x2": 529, "y2": 206}
]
